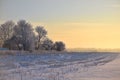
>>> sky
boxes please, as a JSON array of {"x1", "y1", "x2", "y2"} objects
[{"x1": 0, "y1": 0, "x2": 120, "y2": 49}]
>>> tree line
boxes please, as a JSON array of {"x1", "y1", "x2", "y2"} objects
[{"x1": 0, "y1": 20, "x2": 65, "y2": 51}]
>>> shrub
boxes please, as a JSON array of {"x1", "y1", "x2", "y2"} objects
[{"x1": 53, "y1": 41, "x2": 65, "y2": 51}]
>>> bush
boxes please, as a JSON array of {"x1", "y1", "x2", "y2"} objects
[
  {"x1": 39, "y1": 38, "x2": 53, "y2": 50},
  {"x1": 53, "y1": 41, "x2": 65, "y2": 51}
]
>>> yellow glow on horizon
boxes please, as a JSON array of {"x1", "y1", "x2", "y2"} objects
[
  {"x1": 0, "y1": 0, "x2": 120, "y2": 49},
  {"x1": 32, "y1": 22, "x2": 120, "y2": 49},
  {"x1": 0, "y1": 20, "x2": 120, "y2": 49}
]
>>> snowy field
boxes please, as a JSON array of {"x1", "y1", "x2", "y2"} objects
[{"x1": 0, "y1": 52, "x2": 120, "y2": 80}]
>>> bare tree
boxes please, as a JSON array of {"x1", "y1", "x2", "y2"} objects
[
  {"x1": 0, "y1": 21, "x2": 15, "y2": 46},
  {"x1": 14, "y1": 20, "x2": 35, "y2": 51},
  {"x1": 53, "y1": 41, "x2": 65, "y2": 51},
  {"x1": 35, "y1": 26, "x2": 47, "y2": 49}
]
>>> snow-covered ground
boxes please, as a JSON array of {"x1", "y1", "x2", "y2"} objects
[{"x1": 0, "y1": 52, "x2": 120, "y2": 80}]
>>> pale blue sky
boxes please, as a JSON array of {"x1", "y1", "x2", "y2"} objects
[
  {"x1": 0, "y1": 0, "x2": 120, "y2": 48},
  {"x1": 0, "y1": 0, "x2": 119, "y2": 22}
]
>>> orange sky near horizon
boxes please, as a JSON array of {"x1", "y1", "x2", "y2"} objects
[
  {"x1": 32, "y1": 21, "x2": 120, "y2": 49},
  {"x1": 0, "y1": 0, "x2": 120, "y2": 49},
  {"x1": 0, "y1": 19, "x2": 120, "y2": 49}
]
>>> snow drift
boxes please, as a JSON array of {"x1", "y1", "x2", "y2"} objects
[{"x1": 0, "y1": 52, "x2": 119, "y2": 80}]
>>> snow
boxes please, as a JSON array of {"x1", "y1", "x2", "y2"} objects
[{"x1": 0, "y1": 52, "x2": 120, "y2": 80}]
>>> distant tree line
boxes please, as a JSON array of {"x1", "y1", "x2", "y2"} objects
[{"x1": 0, "y1": 20, "x2": 65, "y2": 51}]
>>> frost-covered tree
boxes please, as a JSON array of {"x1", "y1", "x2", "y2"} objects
[
  {"x1": 0, "y1": 21, "x2": 15, "y2": 46},
  {"x1": 0, "y1": 20, "x2": 66, "y2": 51},
  {"x1": 53, "y1": 41, "x2": 65, "y2": 51},
  {"x1": 14, "y1": 20, "x2": 35, "y2": 51},
  {"x1": 0, "y1": 26, "x2": 2, "y2": 47},
  {"x1": 3, "y1": 36, "x2": 19, "y2": 50},
  {"x1": 40, "y1": 38, "x2": 54, "y2": 50},
  {"x1": 0, "y1": 41, "x2": 2, "y2": 47},
  {"x1": 35, "y1": 26, "x2": 47, "y2": 49}
]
